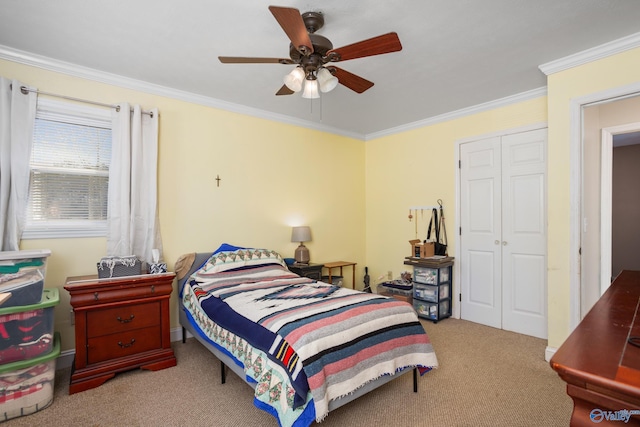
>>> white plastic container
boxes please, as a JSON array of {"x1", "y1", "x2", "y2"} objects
[
  {"x1": 0, "y1": 332, "x2": 59, "y2": 422},
  {"x1": 0, "y1": 250, "x2": 51, "y2": 308},
  {"x1": 0, "y1": 289, "x2": 59, "y2": 365}
]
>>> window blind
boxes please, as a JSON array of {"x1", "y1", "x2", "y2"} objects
[{"x1": 25, "y1": 101, "x2": 112, "y2": 238}]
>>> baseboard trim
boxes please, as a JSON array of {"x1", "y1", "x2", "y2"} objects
[
  {"x1": 170, "y1": 325, "x2": 193, "y2": 342},
  {"x1": 56, "y1": 349, "x2": 75, "y2": 370},
  {"x1": 56, "y1": 326, "x2": 192, "y2": 370},
  {"x1": 545, "y1": 346, "x2": 557, "y2": 362}
]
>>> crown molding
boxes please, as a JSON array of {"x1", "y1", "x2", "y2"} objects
[
  {"x1": 364, "y1": 87, "x2": 547, "y2": 141},
  {"x1": 0, "y1": 44, "x2": 363, "y2": 140},
  {"x1": 0, "y1": 44, "x2": 550, "y2": 142},
  {"x1": 539, "y1": 31, "x2": 640, "y2": 76}
]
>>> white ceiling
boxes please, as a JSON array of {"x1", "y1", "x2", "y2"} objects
[
  {"x1": 1, "y1": 0, "x2": 640, "y2": 138},
  {"x1": 614, "y1": 131, "x2": 640, "y2": 147}
]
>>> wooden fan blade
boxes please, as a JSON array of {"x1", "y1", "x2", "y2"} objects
[
  {"x1": 329, "y1": 67, "x2": 374, "y2": 93},
  {"x1": 268, "y1": 6, "x2": 313, "y2": 55},
  {"x1": 219, "y1": 56, "x2": 294, "y2": 64},
  {"x1": 276, "y1": 85, "x2": 295, "y2": 96},
  {"x1": 327, "y1": 32, "x2": 402, "y2": 62}
]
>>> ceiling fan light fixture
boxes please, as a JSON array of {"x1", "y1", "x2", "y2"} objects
[
  {"x1": 284, "y1": 67, "x2": 305, "y2": 92},
  {"x1": 317, "y1": 67, "x2": 338, "y2": 93},
  {"x1": 302, "y1": 79, "x2": 320, "y2": 99},
  {"x1": 220, "y1": 7, "x2": 402, "y2": 98}
]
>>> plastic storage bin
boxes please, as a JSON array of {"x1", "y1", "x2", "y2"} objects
[
  {"x1": 378, "y1": 281, "x2": 413, "y2": 301},
  {"x1": 414, "y1": 266, "x2": 438, "y2": 284},
  {"x1": 321, "y1": 275, "x2": 343, "y2": 287},
  {"x1": 414, "y1": 266, "x2": 450, "y2": 285},
  {"x1": 0, "y1": 250, "x2": 51, "y2": 308},
  {"x1": 414, "y1": 299, "x2": 450, "y2": 321},
  {"x1": 0, "y1": 289, "x2": 59, "y2": 365},
  {"x1": 414, "y1": 283, "x2": 438, "y2": 302},
  {"x1": 407, "y1": 259, "x2": 453, "y2": 322},
  {"x1": 414, "y1": 282, "x2": 450, "y2": 302},
  {"x1": 0, "y1": 332, "x2": 60, "y2": 422}
]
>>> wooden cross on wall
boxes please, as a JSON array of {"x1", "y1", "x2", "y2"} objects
[{"x1": 215, "y1": 175, "x2": 221, "y2": 187}]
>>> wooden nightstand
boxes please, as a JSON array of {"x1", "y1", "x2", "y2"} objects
[
  {"x1": 64, "y1": 273, "x2": 177, "y2": 394},
  {"x1": 288, "y1": 263, "x2": 324, "y2": 281}
]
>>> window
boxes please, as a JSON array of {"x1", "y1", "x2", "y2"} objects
[{"x1": 23, "y1": 99, "x2": 112, "y2": 239}]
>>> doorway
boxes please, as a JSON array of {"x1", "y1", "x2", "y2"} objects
[
  {"x1": 601, "y1": 127, "x2": 640, "y2": 291},
  {"x1": 579, "y1": 96, "x2": 640, "y2": 319}
]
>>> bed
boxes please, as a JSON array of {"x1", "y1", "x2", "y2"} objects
[{"x1": 176, "y1": 245, "x2": 438, "y2": 427}]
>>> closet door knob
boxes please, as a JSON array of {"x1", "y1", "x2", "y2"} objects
[
  {"x1": 502, "y1": 241, "x2": 508, "y2": 246},
  {"x1": 494, "y1": 240, "x2": 500, "y2": 245}
]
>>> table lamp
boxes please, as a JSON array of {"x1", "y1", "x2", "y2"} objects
[{"x1": 291, "y1": 226, "x2": 311, "y2": 264}]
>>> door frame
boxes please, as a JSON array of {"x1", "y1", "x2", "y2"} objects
[
  {"x1": 454, "y1": 122, "x2": 547, "y2": 320},
  {"x1": 600, "y1": 122, "x2": 640, "y2": 294},
  {"x1": 569, "y1": 82, "x2": 640, "y2": 332}
]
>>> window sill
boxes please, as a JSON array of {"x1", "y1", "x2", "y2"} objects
[{"x1": 22, "y1": 224, "x2": 107, "y2": 240}]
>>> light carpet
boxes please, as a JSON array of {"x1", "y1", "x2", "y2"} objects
[{"x1": 3, "y1": 318, "x2": 573, "y2": 426}]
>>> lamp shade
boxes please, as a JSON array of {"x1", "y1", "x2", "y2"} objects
[
  {"x1": 302, "y1": 79, "x2": 320, "y2": 99},
  {"x1": 291, "y1": 226, "x2": 311, "y2": 243},
  {"x1": 317, "y1": 67, "x2": 338, "y2": 93},
  {"x1": 284, "y1": 67, "x2": 305, "y2": 92},
  {"x1": 291, "y1": 226, "x2": 311, "y2": 264}
]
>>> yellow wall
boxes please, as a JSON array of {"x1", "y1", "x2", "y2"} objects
[
  {"x1": 546, "y1": 46, "x2": 640, "y2": 348},
  {"x1": 0, "y1": 59, "x2": 366, "y2": 352},
  {"x1": 365, "y1": 97, "x2": 547, "y2": 299},
  {"x1": 3, "y1": 45, "x2": 640, "y2": 354}
]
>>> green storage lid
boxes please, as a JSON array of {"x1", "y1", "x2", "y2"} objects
[
  {"x1": 0, "y1": 332, "x2": 60, "y2": 374},
  {"x1": 0, "y1": 288, "x2": 59, "y2": 315},
  {"x1": 0, "y1": 258, "x2": 45, "y2": 274}
]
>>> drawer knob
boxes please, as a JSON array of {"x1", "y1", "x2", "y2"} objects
[
  {"x1": 151, "y1": 285, "x2": 155, "y2": 293},
  {"x1": 116, "y1": 314, "x2": 135, "y2": 323},
  {"x1": 94, "y1": 292, "x2": 99, "y2": 301},
  {"x1": 118, "y1": 339, "x2": 136, "y2": 348}
]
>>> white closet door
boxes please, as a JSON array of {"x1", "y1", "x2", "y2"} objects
[
  {"x1": 459, "y1": 128, "x2": 547, "y2": 339},
  {"x1": 460, "y1": 136, "x2": 502, "y2": 329},
  {"x1": 501, "y1": 129, "x2": 547, "y2": 339}
]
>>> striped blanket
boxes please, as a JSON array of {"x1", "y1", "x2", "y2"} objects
[{"x1": 189, "y1": 254, "x2": 438, "y2": 422}]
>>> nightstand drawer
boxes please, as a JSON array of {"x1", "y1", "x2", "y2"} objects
[
  {"x1": 87, "y1": 325, "x2": 161, "y2": 365},
  {"x1": 87, "y1": 302, "x2": 160, "y2": 338},
  {"x1": 90, "y1": 284, "x2": 162, "y2": 305}
]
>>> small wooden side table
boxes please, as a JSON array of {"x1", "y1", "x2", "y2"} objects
[{"x1": 324, "y1": 261, "x2": 357, "y2": 289}]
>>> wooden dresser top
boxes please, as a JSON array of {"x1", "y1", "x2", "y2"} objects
[{"x1": 551, "y1": 270, "x2": 640, "y2": 397}]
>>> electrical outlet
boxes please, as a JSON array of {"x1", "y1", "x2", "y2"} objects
[
  {"x1": 70, "y1": 309, "x2": 75, "y2": 325},
  {"x1": 387, "y1": 270, "x2": 393, "y2": 280}
]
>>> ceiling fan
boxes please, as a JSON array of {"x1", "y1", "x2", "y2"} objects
[{"x1": 218, "y1": 6, "x2": 403, "y2": 98}]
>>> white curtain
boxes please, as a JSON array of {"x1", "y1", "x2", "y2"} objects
[
  {"x1": 107, "y1": 103, "x2": 163, "y2": 264},
  {"x1": 0, "y1": 78, "x2": 37, "y2": 251}
]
